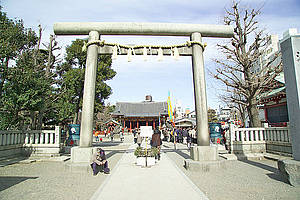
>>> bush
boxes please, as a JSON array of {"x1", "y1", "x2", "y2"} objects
[{"x1": 134, "y1": 147, "x2": 158, "y2": 157}]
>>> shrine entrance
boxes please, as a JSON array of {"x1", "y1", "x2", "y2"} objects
[{"x1": 54, "y1": 22, "x2": 233, "y2": 162}]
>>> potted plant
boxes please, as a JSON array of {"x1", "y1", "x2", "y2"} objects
[{"x1": 134, "y1": 147, "x2": 158, "y2": 166}]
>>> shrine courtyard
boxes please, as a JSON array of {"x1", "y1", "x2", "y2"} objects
[{"x1": 0, "y1": 134, "x2": 299, "y2": 200}]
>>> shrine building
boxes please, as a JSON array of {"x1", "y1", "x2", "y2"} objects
[
  {"x1": 259, "y1": 72, "x2": 288, "y2": 127},
  {"x1": 112, "y1": 95, "x2": 168, "y2": 132}
]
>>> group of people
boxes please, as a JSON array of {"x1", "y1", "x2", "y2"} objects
[
  {"x1": 90, "y1": 124, "x2": 231, "y2": 176},
  {"x1": 91, "y1": 126, "x2": 163, "y2": 176},
  {"x1": 162, "y1": 127, "x2": 197, "y2": 149},
  {"x1": 94, "y1": 124, "x2": 124, "y2": 142}
]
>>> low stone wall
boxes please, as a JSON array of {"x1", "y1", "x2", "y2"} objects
[
  {"x1": 0, "y1": 144, "x2": 23, "y2": 158},
  {"x1": 266, "y1": 141, "x2": 292, "y2": 156},
  {"x1": 231, "y1": 141, "x2": 266, "y2": 154}
]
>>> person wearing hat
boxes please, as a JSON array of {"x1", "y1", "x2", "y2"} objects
[{"x1": 91, "y1": 148, "x2": 110, "y2": 176}]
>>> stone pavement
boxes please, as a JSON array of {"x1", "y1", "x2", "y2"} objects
[{"x1": 90, "y1": 144, "x2": 209, "y2": 200}]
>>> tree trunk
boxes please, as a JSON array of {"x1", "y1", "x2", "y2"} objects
[
  {"x1": 73, "y1": 112, "x2": 79, "y2": 124},
  {"x1": 247, "y1": 99, "x2": 261, "y2": 127},
  {"x1": 36, "y1": 110, "x2": 43, "y2": 130},
  {"x1": 46, "y1": 35, "x2": 53, "y2": 77},
  {"x1": 30, "y1": 111, "x2": 37, "y2": 130}
]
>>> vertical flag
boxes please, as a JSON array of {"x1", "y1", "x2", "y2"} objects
[{"x1": 167, "y1": 91, "x2": 174, "y2": 123}]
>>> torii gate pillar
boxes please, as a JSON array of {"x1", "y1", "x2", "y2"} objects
[
  {"x1": 80, "y1": 31, "x2": 99, "y2": 147},
  {"x1": 191, "y1": 32, "x2": 210, "y2": 146}
]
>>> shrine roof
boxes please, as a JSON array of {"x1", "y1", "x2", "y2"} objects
[{"x1": 112, "y1": 101, "x2": 168, "y2": 117}]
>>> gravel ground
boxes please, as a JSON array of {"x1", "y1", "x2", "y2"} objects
[
  {"x1": 163, "y1": 142, "x2": 300, "y2": 200},
  {"x1": 0, "y1": 135, "x2": 133, "y2": 200},
  {"x1": 1, "y1": 136, "x2": 299, "y2": 200}
]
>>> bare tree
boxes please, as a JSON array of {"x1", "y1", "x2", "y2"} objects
[
  {"x1": 95, "y1": 104, "x2": 114, "y2": 130},
  {"x1": 219, "y1": 92, "x2": 247, "y2": 126},
  {"x1": 213, "y1": 1, "x2": 282, "y2": 127}
]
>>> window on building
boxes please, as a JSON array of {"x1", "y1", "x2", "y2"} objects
[{"x1": 267, "y1": 105, "x2": 289, "y2": 123}]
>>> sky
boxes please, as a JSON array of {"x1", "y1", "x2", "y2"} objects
[{"x1": 2, "y1": 0, "x2": 300, "y2": 111}]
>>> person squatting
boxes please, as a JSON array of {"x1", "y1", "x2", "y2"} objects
[{"x1": 90, "y1": 148, "x2": 110, "y2": 176}]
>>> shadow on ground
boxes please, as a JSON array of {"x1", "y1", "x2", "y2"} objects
[
  {"x1": 0, "y1": 176, "x2": 38, "y2": 192},
  {"x1": 105, "y1": 150, "x2": 127, "y2": 159},
  {"x1": 93, "y1": 141, "x2": 125, "y2": 147},
  {"x1": 163, "y1": 149, "x2": 190, "y2": 159},
  {"x1": 240, "y1": 159, "x2": 289, "y2": 184},
  {"x1": 0, "y1": 156, "x2": 30, "y2": 168}
]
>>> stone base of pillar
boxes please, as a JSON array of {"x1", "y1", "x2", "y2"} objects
[
  {"x1": 64, "y1": 161, "x2": 92, "y2": 173},
  {"x1": 190, "y1": 146, "x2": 218, "y2": 161},
  {"x1": 278, "y1": 159, "x2": 300, "y2": 186},
  {"x1": 184, "y1": 159, "x2": 226, "y2": 172},
  {"x1": 64, "y1": 146, "x2": 97, "y2": 174},
  {"x1": 71, "y1": 146, "x2": 96, "y2": 163}
]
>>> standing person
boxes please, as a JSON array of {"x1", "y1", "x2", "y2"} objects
[
  {"x1": 169, "y1": 129, "x2": 174, "y2": 142},
  {"x1": 178, "y1": 128, "x2": 183, "y2": 143},
  {"x1": 151, "y1": 127, "x2": 162, "y2": 160},
  {"x1": 110, "y1": 128, "x2": 114, "y2": 142},
  {"x1": 187, "y1": 129, "x2": 192, "y2": 149},
  {"x1": 90, "y1": 148, "x2": 110, "y2": 176},
  {"x1": 136, "y1": 132, "x2": 142, "y2": 147},
  {"x1": 173, "y1": 128, "x2": 178, "y2": 143},
  {"x1": 133, "y1": 128, "x2": 137, "y2": 143},
  {"x1": 120, "y1": 131, "x2": 124, "y2": 142},
  {"x1": 95, "y1": 131, "x2": 99, "y2": 142},
  {"x1": 162, "y1": 128, "x2": 168, "y2": 142},
  {"x1": 172, "y1": 128, "x2": 177, "y2": 149},
  {"x1": 182, "y1": 128, "x2": 188, "y2": 144},
  {"x1": 190, "y1": 127, "x2": 196, "y2": 144}
]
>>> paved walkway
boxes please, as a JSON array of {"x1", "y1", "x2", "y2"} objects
[{"x1": 90, "y1": 144, "x2": 209, "y2": 200}]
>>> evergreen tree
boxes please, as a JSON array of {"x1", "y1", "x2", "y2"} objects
[{"x1": 55, "y1": 39, "x2": 116, "y2": 125}]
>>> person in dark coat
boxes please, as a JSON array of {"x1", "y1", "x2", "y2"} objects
[
  {"x1": 186, "y1": 129, "x2": 192, "y2": 149},
  {"x1": 90, "y1": 148, "x2": 110, "y2": 176},
  {"x1": 151, "y1": 127, "x2": 162, "y2": 160},
  {"x1": 133, "y1": 128, "x2": 137, "y2": 143}
]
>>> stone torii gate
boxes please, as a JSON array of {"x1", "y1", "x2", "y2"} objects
[{"x1": 54, "y1": 22, "x2": 233, "y2": 163}]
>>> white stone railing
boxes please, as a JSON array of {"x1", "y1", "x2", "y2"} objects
[
  {"x1": 263, "y1": 127, "x2": 290, "y2": 143},
  {"x1": 229, "y1": 125, "x2": 291, "y2": 156},
  {"x1": 230, "y1": 127, "x2": 265, "y2": 142},
  {"x1": 0, "y1": 130, "x2": 25, "y2": 146},
  {"x1": 0, "y1": 126, "x2": 62, "y2": 157}
]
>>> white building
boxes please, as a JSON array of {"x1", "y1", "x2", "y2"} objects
[
  {"x1": 218, "y1": 106, "x2": 231, "y2": 122},
  {"x1": 251, "y1": 34, "x2": 280, "y2": 74},
  {"x1": 174, "y1": 100, "x2": 185, "y2": 120},
  {"x1": 186, "y1": 110, "x2": 196, "y2": 119}
]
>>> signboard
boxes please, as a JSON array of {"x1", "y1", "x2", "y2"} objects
[{"x1": 140, "y1": 126, "x2": 153, "y2": 137}]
